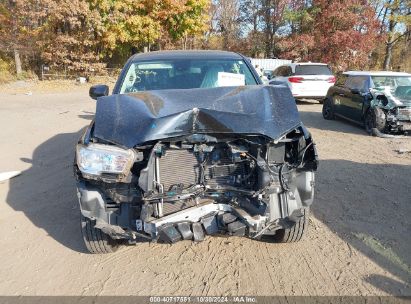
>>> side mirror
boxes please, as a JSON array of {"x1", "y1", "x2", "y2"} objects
[
  {"x1": 89, "y1": 85, "x2": 109, "y2": 100},
  {"x1": 350, "y1": 88, "x2": 360, "y2": 94}
]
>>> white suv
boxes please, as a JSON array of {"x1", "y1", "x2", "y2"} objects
[{"x1": 270, "y1": 63, "x2": 335, "y2": 103}]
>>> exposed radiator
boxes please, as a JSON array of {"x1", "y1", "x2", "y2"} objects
[
  {"x1": 205, "y1": 162, "x2": 247, "y2": 189},
  {"x1": 204, "y1": 150, "x2": 248, "y2": 189},
  {"x1": 159, "y1": 149, "x2": 200, "y2": 192},
  {"x1": 157, "y1": 147, "x2": 250, "y2": 216}
]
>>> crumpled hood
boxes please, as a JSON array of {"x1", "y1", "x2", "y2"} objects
[{"x1": 93, "y1": 85, "x2": 301, "y2": 148}]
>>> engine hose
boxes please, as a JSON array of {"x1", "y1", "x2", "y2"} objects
[
  {"x1": 298, "y1": 142, "x2": 313, "y2": 168},
  {"x1": 279, "y1": 164, "x2": 290, "y2": 191}
]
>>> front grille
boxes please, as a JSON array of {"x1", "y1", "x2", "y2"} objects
[{"x1": 159, "y1": 149, "x2": 200, "y2": 192}]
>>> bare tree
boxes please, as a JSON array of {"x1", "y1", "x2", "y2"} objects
[
  {"x1": 379, "y1": 0, "x2": 411, "y2": 69},
  {"x1": 215, "y1": 0, "x2": 242, "y2": 49},
  {"x1": 260, "y1": 0, "x2": 288, "y2": 58}
]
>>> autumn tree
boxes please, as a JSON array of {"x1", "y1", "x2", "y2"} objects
[
  {"x1": 240, "y1": 0, "x2": 265, "y2": 56},
  {"x1": 1, "y1": 0, "x2": 408, "y2": 79},
  {"x1": 0, "y1": 0, "x2": 47, "y2": 75},
  {"x1": 1, "y1": 0, "x2": 209, "y2": 75},
  {"x1": 260, "y1": 0, "x2": 290, "y2": 57},
  {"x1": 279, "y1": 0, "x2": 381, "y2": 71},
  {"x1": 92, "y1": 0, "x2": 209, "y2": 57},
  {"x1": 91, "y1": 0, "x2": 161, "y2": 60},
  {"x1": 375, "y1": 0, "x2": 411, "y2": 69},
  {"x1": 38, "y1": 0, "x2": 209, "y2": 72},
  {"x1": 278, "y1": 0, "x2": 317, "y2": 60},
  {"x1": 157, "y1": 0, "x2": 210, "y2": 49},
  {"x1": 38, "y1": 0, "x2": 106, "y2": 73}
]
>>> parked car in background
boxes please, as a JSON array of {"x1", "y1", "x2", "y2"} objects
[
  {"x1": 258, "y1": 70, "x2": 272, "y2": 84},
  {"x1": 75, "y1": 50, "x2": 318, "y2": 253},
  {"x1": 322, "y1": 71, "x2": 411, "y2": 135},
  {"x1": 264, "y1": 70, "x2": 273, "y2": 80},
  {"x1": 270, "y1": 63, "x2": 335, "y2": 103}
]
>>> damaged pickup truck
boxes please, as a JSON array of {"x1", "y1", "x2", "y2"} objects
[
  {"x1": 74, "y1": 51, "x2": 318, "y2": 253},
  {"x1": 323, "y1": 71, "x2": 411, "y2": 135}
]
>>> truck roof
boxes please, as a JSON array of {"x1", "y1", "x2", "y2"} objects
[{"x1": 130, "y1": 50, "x2": 245, "y2": 61}]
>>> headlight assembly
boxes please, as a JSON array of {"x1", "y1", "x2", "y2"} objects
[{"x1": 76, "y1": 143, "x2": 136, "y2": 177}]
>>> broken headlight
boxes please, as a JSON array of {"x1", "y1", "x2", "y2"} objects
[{"x1": 76, "y1": 143, "x2": 136, "y2": 176}]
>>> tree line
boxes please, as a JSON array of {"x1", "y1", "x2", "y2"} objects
[{"x1": 0, "y1": 0, "x2": 410, "y2": 79}]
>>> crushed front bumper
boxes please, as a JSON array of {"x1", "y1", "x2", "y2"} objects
[
  {"x1": 76, "y1": 171, "x2": 313, "y2": 243},
  {"x1": 76, "y1": 181, "x2": 138, "y2": 240}
]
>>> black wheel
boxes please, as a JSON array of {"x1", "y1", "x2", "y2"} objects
[
  {"x1": 364, "y1": 107, "x2": 386, "y2": 135},
  {"x1": 273, "y1": 208, "x2": 309, "y2": 243},
  {"x1": 81, "y1": 215, "x2": 120, "y2": 254},
  {"x1": 322, "y1": 97, "x2": 335, "y2": 120}
]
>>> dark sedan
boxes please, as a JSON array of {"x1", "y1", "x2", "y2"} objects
[{"x1": 322, "y1": 71, "x2": 411, "y2": 134}]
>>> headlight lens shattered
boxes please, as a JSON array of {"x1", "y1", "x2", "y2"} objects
[{"x1": 76, "y1": 143, "x2": 136, "y2": 176}]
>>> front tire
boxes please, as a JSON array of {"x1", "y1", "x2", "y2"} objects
[
  {"x1": 81, "y1": 215, "x2": 120, "y2": 254},
  {"x1": 365, "y1": 107, "x2": 386, "y2": 135},
  {"x1": 322, "y1": 97, "x2": 335, "y2": 120},
  {"x1": 273, "y1": 208, "x2": 309, "y2": 243}
]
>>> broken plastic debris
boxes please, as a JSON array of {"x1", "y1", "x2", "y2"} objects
[
  {"x1": 395, "y1": 148, "x2": 410, "y2": 154},
  {"x1": 0, "y1": 171, "x2": 21, "y2": 182},
  {"x1": 77, "y1": 77, "x2": 87, "y2": 84},
  {"x1": 372, "y1": 128, "x2": 409, "y2": 139}
]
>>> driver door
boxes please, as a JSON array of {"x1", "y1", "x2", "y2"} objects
[{"x1": 342, "y1": 76, "x2": 368, "y2": 122}]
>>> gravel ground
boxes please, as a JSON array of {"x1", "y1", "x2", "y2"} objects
[{"x1": 0, "y1": 87, "x2": 410, "y2": 296}]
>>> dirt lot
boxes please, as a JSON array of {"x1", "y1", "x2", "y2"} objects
[{"x1": 0, "y1": 84, "x2": 410, "y2": 296}]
